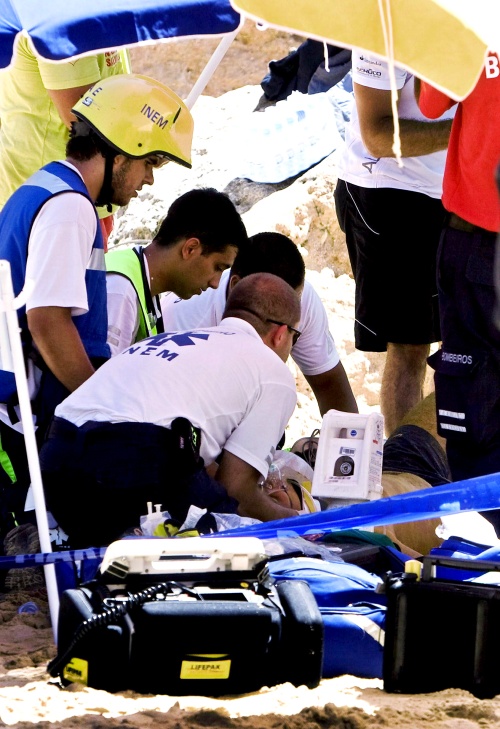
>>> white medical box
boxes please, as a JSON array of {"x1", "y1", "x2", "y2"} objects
[{"x1": 311, "y1": 410, "x2": 384, "y2": 506}]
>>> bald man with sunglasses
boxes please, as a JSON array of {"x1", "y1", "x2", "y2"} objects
[{"x1": 40, "y1": 273, "x2": 302, "y2": 548}]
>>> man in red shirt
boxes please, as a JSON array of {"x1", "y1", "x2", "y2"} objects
[{"x1": 418, "y1": 53, "x2": 500, "y2": 533}]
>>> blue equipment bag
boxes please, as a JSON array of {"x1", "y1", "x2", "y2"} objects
[
  {"x1": 320, "y1": 603, "x2": 385, "y2": 679},
  {"x1": 269, "y1": 556, "x2": 385, "y2": 606},
  {"x1": 429, "y1": 535, "x2": 500, "y2": 580},
  {"x1": 269, "y1": 557, "x2": 386, "y2": 679}
]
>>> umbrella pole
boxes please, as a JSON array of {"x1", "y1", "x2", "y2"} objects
[
  {"x1": 0, "y1": 262, "x2": 59, "y2": 643},
  {"x1": 184, "y1": 29, "x2": 239, "y2": 110}
]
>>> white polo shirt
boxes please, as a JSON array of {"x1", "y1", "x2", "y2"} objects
[
  {"x1": 161, "y1": 269, "x2": 340, "y2": 377},
  {"x1": 336, "y1": 50, "x2": 455, "y2": 198},
  {"x1": 56, "y1": 318, "x2": 297, "y2": 478}
]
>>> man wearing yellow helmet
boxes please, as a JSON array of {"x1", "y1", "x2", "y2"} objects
[
  {"x1": 70, "y1": 73, "x2": 193, "y2": 211},
  {"x1": 0, "y1": 74, "x2": 194, "y2": 528}
]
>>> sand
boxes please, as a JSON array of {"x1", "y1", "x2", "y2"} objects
[{"x1": 2, "y1": 586, "x2": 500, "y2": 729}]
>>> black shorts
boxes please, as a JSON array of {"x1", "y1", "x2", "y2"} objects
[
  {"x1": 334, "y1": 179, "x2": 444, "y2": 352},
  {"x1": 429, "y1": 223, "x2": 500, "y2": 481},
  {"x1": 382, "y1": 424, "x2": 451, "y2": 487},
  {"x1": 40, "y1": 418, "x2": 238, "y2": 548}
]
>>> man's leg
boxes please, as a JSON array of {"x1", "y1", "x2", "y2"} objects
[
  {"x1": 381, "y1": 342, "x2": 430, "y2": 435},
  {"x1": 432, "y1": 225, "x2": 500, "y2": 476},
  {"x1": 41, "y1": 418, "x2": 240, "y2": 548},
  {"x1": 40, "y1": 419, "x2": 173, "y2": 547}
]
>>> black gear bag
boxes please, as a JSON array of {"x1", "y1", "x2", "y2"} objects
[
  {"x1": 383, "y1": 555, "x2": 500, "y2": 699},
  {"x1": 48, "y1": 536, "x2": 323, "y2": 696}
]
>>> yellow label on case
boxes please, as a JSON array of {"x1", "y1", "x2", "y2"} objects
[
  {"x1": 180, "y1": 654, "x2": 231, "y2": 679},
  {"x1": 63, "y1": 657, "x2": 89, "y2": 685}
]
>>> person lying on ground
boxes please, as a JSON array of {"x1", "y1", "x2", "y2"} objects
[
  {"x1": 105, "y1": 188, "x2": 248, "y2": 355},
  {"x1": 40, "y1": 273, "x2": 302, "y2": 548},
  {"x1": 162, "y1": 231, "x2": 358, "y2": 416},
  {"x1": 261, "y1": 450, "x2": 319, "y2": 515}
]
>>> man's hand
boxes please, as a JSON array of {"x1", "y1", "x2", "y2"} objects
[
  {"x1": 27, "y1": 306, "x2": 95, "y2": 392},
  {"x1": 216, "y1": 450, "x2": 298, "y2": 521},
  {"x1": 416, "y1": 80, "x2": 457, "y2": 120},
  {"x1": 355, "y1": 82, "x2": 452, "y2": 158}
]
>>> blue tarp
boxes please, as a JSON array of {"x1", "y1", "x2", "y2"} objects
[{"x1": 206, "y1": 471, "x2": 500, "y2": 541}]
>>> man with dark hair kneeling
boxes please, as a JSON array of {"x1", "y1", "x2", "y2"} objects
[
  {"x1": 40, "y1": 273, "x2": 301, "y2": 548},
  {"x1": 105, "y1": 187, "x2": 248, "y2": 354}
]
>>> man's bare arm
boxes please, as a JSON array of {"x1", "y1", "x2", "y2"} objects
[
  {"x1": 46, "y1": 85, "x2": 95, "y2": 129},
  {"x1": 216, "y1": 450, "x2": 298, "y2": 521},
  {"x1": 306, "y1": 363, "x2": 358, "y2": 416},
  {"x1": 355, "y1": 82, "x2": 452, "y2": 158},
  {"x1": 27, "y1": 306, "x2": 95, "y2": 392}
]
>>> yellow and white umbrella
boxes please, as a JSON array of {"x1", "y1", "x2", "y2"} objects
[{"x1": 230, "y1": 0, "x2": 500, "y2": 102}]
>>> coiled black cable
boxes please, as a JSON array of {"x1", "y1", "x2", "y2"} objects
[{"x1": 48, "y1": 581, "x2": 200, "y2": 679}]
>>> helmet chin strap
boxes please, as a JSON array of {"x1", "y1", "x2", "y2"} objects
[{"x1": 95, "y1": 152, "x2": 116, "y2": 212}]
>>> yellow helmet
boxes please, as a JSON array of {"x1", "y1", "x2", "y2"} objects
[{"x1": 72, "y1": 74, "x2": 193, "y2": 168}]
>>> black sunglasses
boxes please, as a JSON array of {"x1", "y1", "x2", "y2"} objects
[
  {"x1": 239, "y1": 307, "x2": 301, "y2": 346},
  {"x1": 266, "y1": 318, "x2": 302, "y2": 346}
]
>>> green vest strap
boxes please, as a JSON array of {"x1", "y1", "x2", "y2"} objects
[
  {"x1": 0, "y1": 433, "x2": 16, "y2": 484},
  {"x1": 105, "y1": 248, "x2": 157, "y2": 342}
]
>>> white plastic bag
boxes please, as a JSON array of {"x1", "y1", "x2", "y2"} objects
[
  {"x1": 236, "y1": 91, "x2": 342, "y2": 183},
  {"x1": 140, "y1": 502, "x2": 172, "y2": 536}
]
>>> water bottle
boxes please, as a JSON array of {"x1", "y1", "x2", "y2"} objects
[
  {"x1": 283, "y1": 111, "x2": 302, "y2": 179},
  {"x1": 244, "y1": 124, "x2": 271, "y2": 182},
  {"x1": 265, "y1": 462, "x2": 283, "y2": 492},
  {"x1": 237, "y1": 91, "x2": 341, "y2": 184}
]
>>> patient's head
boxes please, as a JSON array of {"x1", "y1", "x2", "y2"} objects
[{"x1": 262, "y1": 477, "x2": 303, "y2": 511}]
